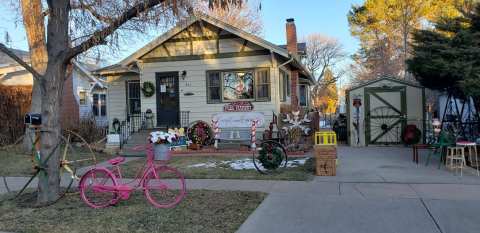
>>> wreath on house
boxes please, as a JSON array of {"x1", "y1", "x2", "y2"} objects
[{"x1": 142, "y1": 81, "x2": 155, "y2": 97}]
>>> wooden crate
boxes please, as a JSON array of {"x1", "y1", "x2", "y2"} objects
[
  {"x1": 314, "y1": 145, "x2": 337, "y2": 176},
  {"x1": 315, "y1": 158, "x2": 336, "y2": 176},
  {"x1": 314, "y1": 145, "x2": 337, "y2": 159}
]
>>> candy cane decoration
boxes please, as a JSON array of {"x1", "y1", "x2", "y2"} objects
[
  {"x1": 212, "y1": 119, "x2": 219, "y2": 149},
  {"x1": 251, "y1": 119, "x2": 258, "y2": 150}
]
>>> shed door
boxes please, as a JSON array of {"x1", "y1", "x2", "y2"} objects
[
  {"x1": 365, "y1": 87, "x2": 406, "y2": 145},
  {"x1": 156, "y1": 72, "x2": 180, "y2": 127}
]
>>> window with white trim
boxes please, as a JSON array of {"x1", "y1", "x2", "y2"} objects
[
  {"x1": 92, "y1": 93, "x2": 107, "y2": 116},
  {"x1": 79, "y1": 91, "x2": 87, "y2": 105},
  {"x1": 279, "y1": 69, "x2": 290, "y2": 102},
  {"x1": 207, "y1": 68, "x2": 270, "y2": 103},
  {"x1": 299, "y1": 84, "x2": 309, "y2": 107}
]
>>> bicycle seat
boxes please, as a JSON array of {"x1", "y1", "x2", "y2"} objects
[{"x1": 108, "y1": 156, "x2": 126, "y2": 166}]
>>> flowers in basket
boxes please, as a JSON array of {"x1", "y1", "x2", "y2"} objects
[{"x1": 149, "y1": 131, "x2": 179, "y2": 161}]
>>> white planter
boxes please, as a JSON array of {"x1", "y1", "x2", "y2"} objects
[{"x1": 107, "y1": 134, "x2": 120, "y2": 145}]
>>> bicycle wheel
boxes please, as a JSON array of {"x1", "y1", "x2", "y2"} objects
[
  {"x1": 79, "y1": 168, "x2": 118, "y2": 208},
  {"x1": 143, "y1": 166, "x2": 186, "y2": 208},
  {"x1": 252, "y1": 140, "x2": 288, "y2": 174}
]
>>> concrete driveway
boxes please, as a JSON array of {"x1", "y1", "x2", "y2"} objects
[{"x1": 237, "y1": 146, "x2": 480, "y2": 233}]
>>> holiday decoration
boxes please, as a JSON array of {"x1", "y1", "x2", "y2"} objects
[
  {"x1": 187, "y1": 121, "x2": 213, "y2": 146},
  {"x1": 281, "y1": 111, "x2": 312, "y2": 151},
  {"x1": 141, "y1": 81, "x2": 155, "y2": 97},
  {"x1": 223, "y1": 101, "x2": 254, "y2": 112},
  {"x1": 257, "y1": 146, "x2": 285, "y2": 170},
  {"x1": 282, "y1": 111, "x2": 311, "y2": 135},
  {"x1": 402, "y1": 125, "x2": 422, "y2": 145}
]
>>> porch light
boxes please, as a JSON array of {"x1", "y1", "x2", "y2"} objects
[{"x1": 181, "y1": 70, "x2": 187, "y2": 80}]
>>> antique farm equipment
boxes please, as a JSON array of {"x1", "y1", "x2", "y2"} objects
[
  {"x1": 252, "y1": 140, "x2": 288, "y2": 174},
  {"x1": 79, "y1": 141, "x2": 186, "y2": 209},
  {"x1": 1, "y1": 113, "x2": 97, "y2": 204}
]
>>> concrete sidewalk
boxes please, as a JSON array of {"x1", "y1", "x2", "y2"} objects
[
  {"x1": 2, "y1": 146, "x2": 480, "y2": 233},
  {"x1": 2, "y1": 176, "x2": 480, "y2": 233}
]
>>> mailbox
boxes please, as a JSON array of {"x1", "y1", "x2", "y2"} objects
[{"x1": 24, "y1": 113, "x2": 42, "y2": 126}]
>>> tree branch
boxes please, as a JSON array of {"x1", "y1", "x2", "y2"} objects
[
  {"x1": 67, "y1": 0, "x2": 167, "y2": 60},
  {"x1": 0, "y1": 43, "x2": 42, "y2": 81}
]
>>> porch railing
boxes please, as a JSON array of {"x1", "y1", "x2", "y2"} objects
[{"x1": 117, "y1": 111, "x2": 190, "y2": 147}]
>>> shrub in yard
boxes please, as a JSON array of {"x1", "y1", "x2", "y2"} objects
[
  {"x1": 0, "y1": 85, "x2": 32, "y2": 146},
  {"x1": 64, "y1": 116, "x2": 107, "y2": 143}
]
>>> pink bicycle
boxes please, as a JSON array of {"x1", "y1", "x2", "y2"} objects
[{"x1": 79, "y1": 144, "x2": 186, "y2": 208}]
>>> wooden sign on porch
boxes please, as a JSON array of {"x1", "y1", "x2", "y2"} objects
[{"x1": 223, "y1": 101, "x2": 254, "y2": 112}]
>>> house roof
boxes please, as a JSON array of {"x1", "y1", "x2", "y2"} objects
[
  {"x1": 346, "y1": 76, "x2": 424, "y2": 92},
  {"x1": 72, "y1": 61, "x2": 106, "y2": 89},
  {"x1": 0, "y1": 48, "x2": 30, "y2": 65},
  {"x1": 278, "y1": 42, "x2": 307, "y2": 56},
  {"x1": 97, "y1": 13, "x2": 313, "y2": 82}
]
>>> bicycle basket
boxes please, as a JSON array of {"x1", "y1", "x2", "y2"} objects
[{"x1": 153, "y1": 144, "x2": 171, "y2": 161}]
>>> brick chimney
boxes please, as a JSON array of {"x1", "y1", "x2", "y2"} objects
[{"x1": 286, "y1": 18, "x2": 299, "y2": 110}]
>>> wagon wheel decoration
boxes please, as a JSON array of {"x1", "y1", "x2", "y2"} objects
[
  {"x1": 367, "y1": 106, "x2": 405, "y2": 144},
  {"x1": 252, "y1": 140, "x2": 288, "y2": 174},
  {"x1": 0, "y1": 129, "x2": 97, "y2": 204}
]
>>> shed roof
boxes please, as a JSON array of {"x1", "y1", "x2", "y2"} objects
[{"x1": 346, "y1": 76, "x2": 424, "y2": 93}]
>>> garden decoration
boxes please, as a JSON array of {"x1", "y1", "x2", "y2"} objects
[
  {"x1": 252, "y1": 140, "x2": 288, "y2": 174},
  {"x1": 251, "y1": 118, "x2": 289, "y2": 174},
  {"x1": 282, "y1": 111, "x2": 312, "y2": 151},
  {"x1": 141, "y1": 81, "x2": 155, "y2": 97},
  {"x1": 79, "y1": 142, "x2": 186, "y2": 208},
  {"x1": 187, "y1": 121, "x2": 213, "y2": 147},
  {"x1": 144, "y1": 109, "x2": 155, "y2": 129},
  {"x1": 352, "y1": 98, "x2": 361, "y2": 145},
  {"x1": 112, "y1": 118, "x2": 121, "y2": 134},
  {"x1": 402, "y1": 125, "x2": 422, "y2": 145},
  {"x1": 1, "y1": 115, "x2": 97, "y2": 205}
]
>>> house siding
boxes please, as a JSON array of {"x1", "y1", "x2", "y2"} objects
[
  {"x1": 106, "y1": 74, "x2": 138, "y2": 131},
  {"x1": 140, "y1": 55, "x2": 282, "y2": 129}
]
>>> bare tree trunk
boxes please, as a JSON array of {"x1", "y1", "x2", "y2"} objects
[
  {"x1": 21, "y1": 0, "x2": 47, "y2": 150},
  {"x1": 36, "y1": 0, "x2": 69, "y2": 205},
  {"x1": 37, "y1": 62, "x2": 65, "y2": 204}
]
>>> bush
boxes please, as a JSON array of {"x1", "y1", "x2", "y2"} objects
[
  {"x1": 0, "y1": 85, "x2": 32, "y2": 146},
  {"x1": 64, "y1": 117, "x2": 107, "y2": 144}
]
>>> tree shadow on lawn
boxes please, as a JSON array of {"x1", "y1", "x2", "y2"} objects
[{"x1": 0, "y1": 189, "x2": 266, "y2": 233}]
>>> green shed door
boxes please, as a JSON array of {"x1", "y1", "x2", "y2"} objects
[{"x1": 365, "y1": 87, "x2": 406, "y2": 145}]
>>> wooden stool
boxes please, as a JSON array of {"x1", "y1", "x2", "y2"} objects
[
  {"x1": 456, "y1": 141, "x2": 480, "y2": 176},
  {"x1": 446, "y1": 147, "x2": 466, "y2": 176}
]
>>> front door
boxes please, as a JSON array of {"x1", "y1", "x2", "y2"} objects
[
  {"x1": 365, "y1": 87, "x2": 407, "y2": 145},
  {"x1": 156, "y1": 72, "x2": 180, "y2": 127}
]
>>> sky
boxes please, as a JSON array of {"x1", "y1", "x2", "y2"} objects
[{"x1": 0, "y1": 0, "x2": 363, "y2": 65}]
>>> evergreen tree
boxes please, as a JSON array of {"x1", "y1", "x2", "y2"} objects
[{"x1": 407, "y1": 4, "x2": 480, "y2": 99}]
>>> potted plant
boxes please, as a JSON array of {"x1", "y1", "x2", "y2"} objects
[{"x1": 149, "y1": 131, "x2": 177, "y2": 161}]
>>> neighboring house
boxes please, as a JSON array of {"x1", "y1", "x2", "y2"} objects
[
  {"x1": 95, "y1": 14, "x2": 314, "y2": 133},
  {"x1": 0, "y1": 50, "x2": 107, "y2": 127}
]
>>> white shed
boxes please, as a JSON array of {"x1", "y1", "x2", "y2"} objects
[{"x1": 346, "y1": 77, "x2": 425, "y2": 146}]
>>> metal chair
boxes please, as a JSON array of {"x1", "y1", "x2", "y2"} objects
[{"x1": 425, "y1": 132, "x2": 456, "y2": 168}]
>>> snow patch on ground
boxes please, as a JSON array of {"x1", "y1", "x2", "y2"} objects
[{"x1": 187, "y1": 158, "x2": 309, "y2": 170}]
